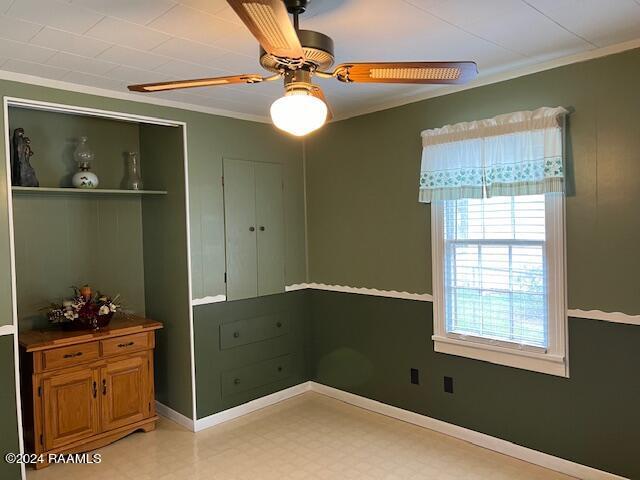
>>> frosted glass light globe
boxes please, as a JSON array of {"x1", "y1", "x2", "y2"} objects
[{"x1": 270, "y1": 91, "x2": 328, "y2": 137}]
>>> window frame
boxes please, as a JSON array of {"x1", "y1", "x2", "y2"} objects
[{"x1": 431, "y1": 193, "x2": 568, "y2": 377}]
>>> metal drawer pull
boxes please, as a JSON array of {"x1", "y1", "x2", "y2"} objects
[
  {"x1": 63, "y1": 352, "x2": 83, "y2": 358},
  {"x1": 276, "y1": 322, "x2": 282, "y2": 328},
  {"x1": 92, "y1": 381, "x2": 97, "y2": 398},
  {"x1": 117, "y1": 341, "x2": 135, "y2": 348},
  {"x1": 249, "y1": 226, "x2": 255, "y2": 232},
  {"x1": 259, "y1": 226, "x2": 265, "y2": 231},
  {"x1": 233, "y1": 332, "x2": 240, "y2": 338},
  {"x1": 102, "y1": 379, "x2": 107, "y2": 395},
  {"x1": 233, "y1": 378, "x2": 241, "y2": 385}
]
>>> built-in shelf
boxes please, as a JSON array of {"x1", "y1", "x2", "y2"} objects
[{"x1": 11, "y1": 186, "x2": 168, "y2": 196}]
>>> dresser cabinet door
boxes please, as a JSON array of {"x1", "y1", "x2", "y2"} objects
[
  {"x1": 100, "y1": 354, "x2": 150, "y2": 431},
  {"x1": 41, "y1": 367, "x2": 100, "y2": 450}
]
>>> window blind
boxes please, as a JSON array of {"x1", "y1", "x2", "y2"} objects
[{"x1": 443, "y1": 194, "x2": 547, "y2": 347}]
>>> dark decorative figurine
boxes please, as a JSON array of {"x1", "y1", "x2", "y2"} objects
[{"x1": 11, "y1": 128, "x2": 39, "y2": 187}]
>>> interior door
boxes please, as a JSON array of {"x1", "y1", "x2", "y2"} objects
[
  {"x1": 223, "y1": 158, "x2": 258, "y2": 300},
  {"x1": 100, "y1": 354, "x2": 150, "y2": 431},
  {"x1": 41, "y1": 367, "x2": 100, "y2": 450},
  {"x1": 255, "y1": 162, "x2": 285, "y2": 296}
]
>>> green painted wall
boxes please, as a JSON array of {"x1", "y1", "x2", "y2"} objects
[
  {"x1": 0, "y1": 77, "x2": 306, "y2": 327},
  {"x1": 140, "y1": 124, "x2": 192, "y2": 417},
  {"x1": 305, "y1": 48, "x2": 640, "y2": 478},
  {"x1": 0, "y1": 336, "x2": 20, "y2": 480},
  {"x1": 194, "y1": 291, "x2": 310, "y2": 419},
  {"x1": 309, "y1": 291, "x2": 640, "y2": 479},
  {"x1": 8, "y1": 109, "x2": 150, "y2": 330},
  {"x1": 13, "y1": 194, "x2": 146, "y2": 330},
  {"x1": 2, "y1": 35, "x2": 635, "y2": 480},
  {"x1": 0, "y1": 77, "x2": 306, "y2": 422},
  {"x1": 305, "y1": 48, "x2": 640, "y2": 315},
  {"x1": 186, "y1": 115, "x2": 306, "y2": 300}
]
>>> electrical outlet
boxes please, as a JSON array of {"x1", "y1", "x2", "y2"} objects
[
  {"x1": 410, "y1": 368, "x2": 420, "y2": 385},
  {"x1": 444, "y1": 376, "x2": 454, "y2": 394}
]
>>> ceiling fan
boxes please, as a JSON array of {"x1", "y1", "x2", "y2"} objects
[{"x1": 128, "y1": 0, "x2": 478, "y2": 136}]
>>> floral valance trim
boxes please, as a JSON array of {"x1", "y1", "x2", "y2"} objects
[
  {"x1": 485, "y1": 156, "x2": 563, "y2": 184},
  {"x1": 419, "y1": 157, "x2": 564, "y2": 202},
  {"x1": 419, "y1": 167, "x2": 483, "y2": 190}
]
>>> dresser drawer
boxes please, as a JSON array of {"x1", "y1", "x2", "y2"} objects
[
  {"x1": 101, "y1": 332, "x2": 152, "y2": 357},
  {"x1": 220, "y1": 313, "x2": 289, "y2": 350},
  {"x1": 221, "y1": 354, "x2": 292, "y2": 397},
  {"x1": 41, "y1": 342, "x2": 99, "y2": 371}
]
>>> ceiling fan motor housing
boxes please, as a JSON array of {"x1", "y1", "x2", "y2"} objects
[
  {"x1": 260, "y1": 29, "x2": 335, "y2": 73},
  {"x1": 284, "y1": 0, "x2": 310, "y2": 14}
]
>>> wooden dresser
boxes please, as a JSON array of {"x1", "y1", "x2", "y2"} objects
[{"x1": 19, "y1": 316, "x2": 162, "y2": 469}]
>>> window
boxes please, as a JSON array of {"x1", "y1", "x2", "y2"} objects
[
  {"x1": 421, "y1": 107, "x2": 569, "y2": 376},
  {"x1": 432, "y1": 193, "x2": 568, "y2": 377}
]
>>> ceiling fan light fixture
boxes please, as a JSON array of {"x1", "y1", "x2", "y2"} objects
[
  {"x1": 270, "y1": 88, "x2": 327, "y2": 137},
  {"x1": 129, "y1": 2, "x2": 479, "y2": 121}
]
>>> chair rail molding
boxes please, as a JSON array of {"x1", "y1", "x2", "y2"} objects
[
  {"x1": 285, "y1": 283, "x2": 434, "y2": 302},
  {"x1": 192, "y1": 295, "x2": 227, "y2": 306},
  {"x1": 285, "y1": 283, "x2": 640, "y2": 326},
  {"x1": 566, "y1": 309, "x2": 640, "y2": 326},
  {"x1": 0, "y1": 324, "x2": 16, "y2": 336}
]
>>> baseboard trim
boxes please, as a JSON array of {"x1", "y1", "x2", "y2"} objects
[
  {"x1": 193, "y1": 382, "x2": 312, "y2": 432},
  {"x1": 309, "y1": 382, "x2": 628, "y2": 480},
  {"x1": 155, "y1": 401, "x2": 196, "y2": 431}
]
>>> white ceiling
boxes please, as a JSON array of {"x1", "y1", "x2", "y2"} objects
[{"x1": 0, "y1": 0, "x2": 639, "y2": 121}]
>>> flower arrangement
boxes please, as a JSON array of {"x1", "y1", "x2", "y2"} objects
[{"x1": 46, "y1": 286, "x2": 120, "y2": 330}]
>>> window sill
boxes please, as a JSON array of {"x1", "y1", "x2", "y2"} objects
[{"x1": 432, "y1": 335, "x2": 568, "y2": 377}]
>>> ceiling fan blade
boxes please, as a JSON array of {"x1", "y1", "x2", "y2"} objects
[
  {"x1": 310, "y1": 86, "x2": 333, "y2": 121},
  {"x1": 333, "y1": 62, "x2": 478, "y2": 85},
  {"x1": 227, "y1": 0, "x2": 305, "y2": 60},
  {"x1": 128, "y1": 74, "x2": 266, "y2": 92}
]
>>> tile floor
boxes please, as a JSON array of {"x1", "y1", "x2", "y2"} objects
[{"x1": 28, "y1": 392, "x2": 573, "y2": 480}]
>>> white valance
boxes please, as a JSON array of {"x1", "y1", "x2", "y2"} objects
[{"x1": 419, "y1": 106, "x2": 568, "y2": 202}]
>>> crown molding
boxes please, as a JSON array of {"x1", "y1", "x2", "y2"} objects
[
  {"x1": 334, "y1": 38, "x2": 640, "y2": 121},
  {"x1": 0, "y1": 69, "x2": 271, "y2": 124}
]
